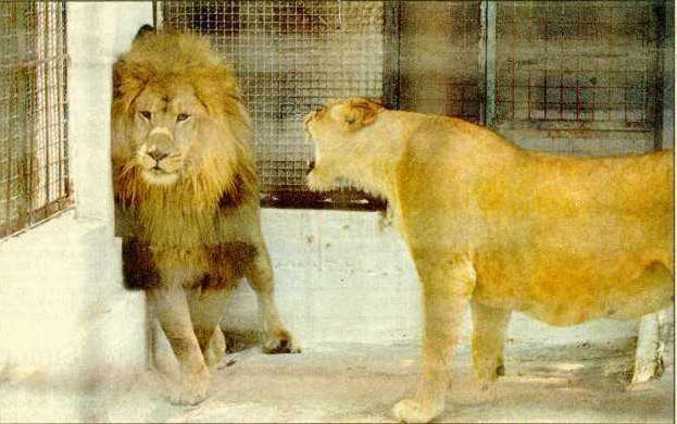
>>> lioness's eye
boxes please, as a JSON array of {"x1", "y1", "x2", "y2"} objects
[
  {"x1": 139, "y1": 111, "x2": 152, "y2": 120},
  {"x1": 177, "y1": 113, "x2": 190, "y2": 122}
]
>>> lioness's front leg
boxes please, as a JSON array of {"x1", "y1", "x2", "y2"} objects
[
  {"x1": 245, "y1": 249, "x2": 300, "y2": 353},
  {"x1": 471, "y1": 300, "x2": 511, "y2": 385},
  {"x1": 148, "y1": 285, "x2": 210, "y2": 405},
  {"x1": 393, "y1": 252, "x2": 476, "y2": 423}
]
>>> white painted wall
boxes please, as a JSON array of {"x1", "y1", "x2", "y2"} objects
[
  {"x1": 0, "y1": 3, "x2": 152, "y2": 419},
  {"x1": 0, "y1": 213, "x2": 143, "y2": 378}
]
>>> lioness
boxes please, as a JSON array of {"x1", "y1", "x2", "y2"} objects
[
  {"x1": 112, "y1": 28, "x2": 299, "y2": 405},
  {"x1": 304, "y1": 98, "x2": 674, "y2": 423}
]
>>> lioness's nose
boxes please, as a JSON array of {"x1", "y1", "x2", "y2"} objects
[
  {"x1": 303, "y1": 111, "x2": 315, "y2": 126},
  {"x1": 147, "y1": 149, "x2": 168, "y2": 162}
]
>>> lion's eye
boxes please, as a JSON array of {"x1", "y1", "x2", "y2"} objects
[
  {"x1": 139, "y1": 111, "x2": 152, "y2": 120},
  {"x1": 177, "y1": 113, "x2": 190, "y2": 122}
]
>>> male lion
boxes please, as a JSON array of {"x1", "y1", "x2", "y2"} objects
[
  {"x1": 304, "y1": 98, "x2": 674, "y2": 423},
  {"x1": 112, "y1": 28, "x2": 299, "y2": 405}
]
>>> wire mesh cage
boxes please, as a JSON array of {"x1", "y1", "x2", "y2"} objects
[
  {"x1": 160, "y1": 0, "x2": 389, "y2": 208},
  {"x1": 399, "y1": 1, "x2": 484, "y2": 123},
  {"x1": 158, "y1": 0, "x2": 668, "y2": 205},
  {"x1": 494, "y1": 1, "x2": 660, "y2": 131},
  {"x1": 0, "y1": 1, "x2": 70, "y2": 239}
]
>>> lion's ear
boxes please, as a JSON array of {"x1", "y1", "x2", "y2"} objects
[
  {"x1": 134, "y1": 24, "x2": 155, "y2": 41},
  {"x1": 112, "y1": 60, "x2": 149, "y2": 112},
  {"x1": 335, "y1": 98, "x2": 383, "y2": 131}
]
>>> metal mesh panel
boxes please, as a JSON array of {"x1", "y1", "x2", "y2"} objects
[
  {"x1": 0, "y1": 1, "x2": 69, "y2": 239},
  {"x1": 399, "y1": 1, "x2": 483, "y2": 123},
  {"x1": 494, "y1": 1, "x2": 659, "y2": 130},
  {"x1": 161, "y1": 1, "x2": 385, "y2": 206}
]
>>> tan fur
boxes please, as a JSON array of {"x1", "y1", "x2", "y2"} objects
[
  {"x1": 112, "y1": 31, "x2": 299, "y2": 406},
  {"x1": 305, "y1": 97, "x2": 674, "y2": 423}
]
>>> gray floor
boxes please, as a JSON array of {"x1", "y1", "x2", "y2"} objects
[{"x1": 1, "y1": 336, "x2": 672, "y2": 423}]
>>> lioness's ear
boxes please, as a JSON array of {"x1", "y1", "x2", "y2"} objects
[
  {"x1": 352, "y1": 98, "x2": 383, "y2": 126},
  {"x1": 334, "y1": 98, "x2": 383, "y2": 131}
]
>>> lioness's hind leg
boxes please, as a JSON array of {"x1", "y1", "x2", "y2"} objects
[
  {"x1": 471, "y1": 301, "x2": 511, "y2": 385},
  {"x1": 609, "y1": 262, "x2": 674, "y2": 320},
  {"x1": 245, "y1": 250, "x2": 300, "y2": 354}
]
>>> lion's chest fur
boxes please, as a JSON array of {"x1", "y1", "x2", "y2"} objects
[
  {"x1": 118, "y1": 196, "x2": 259, "y2": 289},
  {"x1": 139, "y1": 202, "x2": 219, "y2": 248}
]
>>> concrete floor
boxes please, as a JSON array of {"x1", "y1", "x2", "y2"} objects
[{"x1": 1, "y1": 336, "x2": 672, "y2": 423}]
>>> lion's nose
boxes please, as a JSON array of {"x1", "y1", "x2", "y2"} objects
[
  {"x1": 306, "y1": 160, "x2": 315, "y2": 174},
  {"x1": 147, "y1": 149, "x2": 169, "y2": 162}
]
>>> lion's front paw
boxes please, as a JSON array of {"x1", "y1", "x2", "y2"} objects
[
  {"x1": 392, "y1": 398, "x2": 442, "y2": 424},
  {"x1": 306, "y1": 170, "x2": 334, "y2": 192},
  {"x1": 168, "y1": 367, "x2": 211, "y2": 406},
  {"x1": 262, "y1": 328, "x2": 301, "y2": 354}
]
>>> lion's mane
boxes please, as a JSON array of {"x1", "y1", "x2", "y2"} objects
[{"x1": 111, "y1": 31, "x2": 257, "y2": 225}]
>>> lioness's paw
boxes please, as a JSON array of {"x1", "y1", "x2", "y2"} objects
[
  {"x1": 168, "y1": 368, "x2": 211, "y2": 406},
  {"x1": 452, "y1": 379, "x2": 498, "y2": 405},
  {"x1": 392, "y1": 399, "x2": 442, "y2": 424},
  {"x1": 262, "y1": 328, "x2": 301, "y2": 354},
  {"x1": 474, "y1": 357, "x2": 505, "y2": 381}
]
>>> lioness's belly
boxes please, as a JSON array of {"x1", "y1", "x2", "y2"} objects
[{"x1": 472, "y1": 247, "x2": 673, "y2": 326}]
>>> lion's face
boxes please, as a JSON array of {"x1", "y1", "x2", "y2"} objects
[{"x1": 129, "y1": 83, "x2": 208, "y2": 186}]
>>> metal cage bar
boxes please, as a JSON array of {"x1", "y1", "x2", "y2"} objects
[
  {"x1": 0, "y1": 1, "x2": 70, "y2": 239},
  {"x1": 493, "y1": 1, "x2": 660, "y2": 131}
]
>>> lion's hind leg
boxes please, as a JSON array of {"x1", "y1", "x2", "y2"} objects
[
  {"x1": 205, "y1": 326, "x2": 226, "y2": 369},
  {"x1": 187, "y1": 285, "x2": 232, "y2": 369},
  {"x1": 245, "y1": 250, "x2": 301, "y2": 354}
]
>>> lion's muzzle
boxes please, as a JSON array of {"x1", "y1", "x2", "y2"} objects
[
  {"x1": 146, "y1": 129, "x2": 175, "y2": 159},
  {"x1": 143, "y1": 130, "x2": 179, "y2": 167},
  {"x1": 138, "y1": 129, "x2": 183, "y2": 184},
  {"x1": 147, "y1": 148, "x2": 169, "y2": 163}
]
